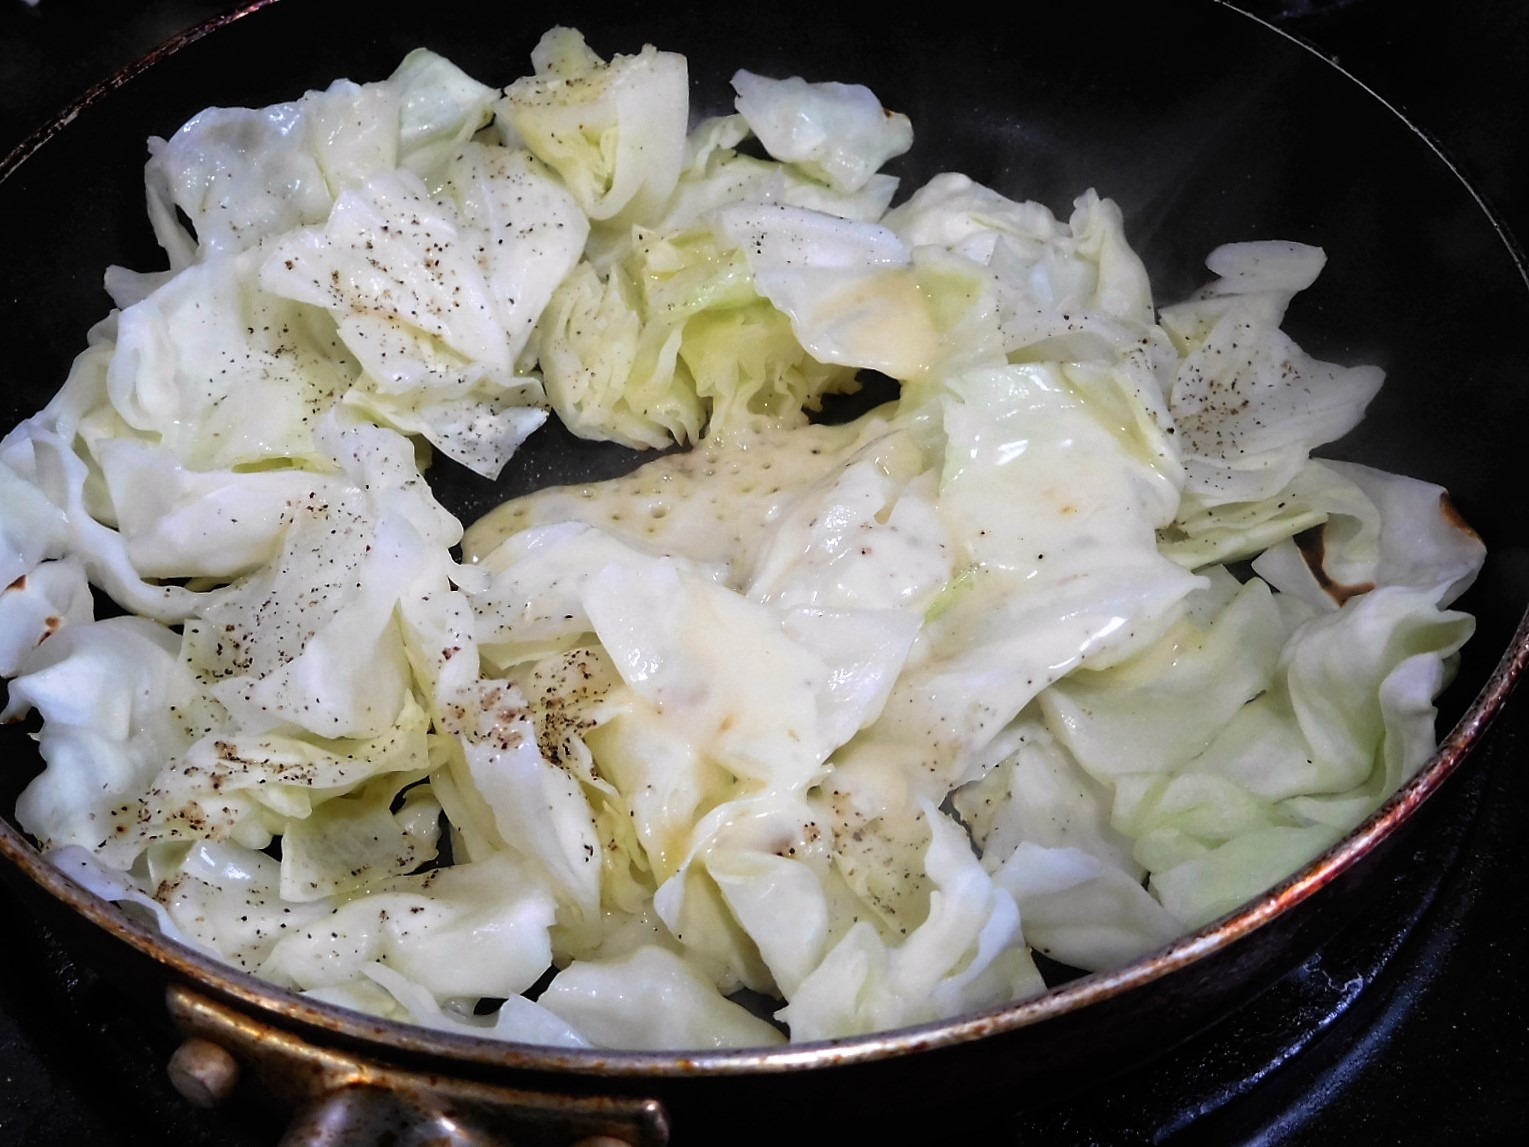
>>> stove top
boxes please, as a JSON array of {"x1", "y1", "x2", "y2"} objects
[{"x1": 2, "y1": 2, "x2": 1526, "y2": 1143}]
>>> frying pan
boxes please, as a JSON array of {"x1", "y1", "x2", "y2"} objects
[{"x1": 3, "y1": 1, "x2": 1527, "y2": 1142}]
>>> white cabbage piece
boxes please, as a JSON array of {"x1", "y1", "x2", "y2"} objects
[
  {"x1": 1, "y1": 454, "x2": 69, "y2": 587},
  {"x1": 1055, "y1": 190, "x2": 1158, "y2": 330},
  {"x1": 145, "y1": 837, "x2": 559, "y2": 1006},
  {"x1": 5, "y1": 421, "x2": 203, "y2": 623},
  {"x1": 537, "y1": 944, "x2": 785, "y2": 1049},
  {"x1": 389, "y1": 48, "x2": 501, "y2": 183},
  {"x1": 662, "y1": 792, "x2": 846, "y2": 998},
  {"x1": 461, "y1": 416, "x2": 879, "y2": 577},
  {"x1": 144, "y1": 50, "x2": 497, "y2": 267},
  {"x1": 145, "y1": 98, "x2": 336, "y2": 268},
  {"x1": 469, "y1": 521, "x2": 728, "y2": 668},
  {"x1": 506, "y1": 648, "x2": 663, "y2": 926},
  {"x1": 183, "y1": 419, "x2": 459, "y2": 741},
  {"x1": 992, "y1": 842, "x2": 1184, "y2": 971},
  {"x1": 93, "y1": 436, "x2": 340, "y2": 580},
  {"x1": 700, "y1": 848, "x2": 832, "y2": 998},
  {"x1": 957, "y1": 686, "x2": 1185, "y2": 975},
  {"x1": 745, "y1": 455, "x2": 954, "y2": 613},
  {"x1": 0, "y1": 557, "x2": 92, "y2": 676},
  {"x1": 127, "y1": 695, "x2": 431, "y2": 866},
  {"x1": 47, "y1": 845, "x2": 222, "y2": 959},
  {"x1": 953, "y1": 717, "x2": 1139, "y2": 881},
  {"x1": 994, "y1": 190, "x2": 1160, "y2": 361},
  {"x1": 579, "y1": 559, "x2": 916, "y2": 885},
  {"x1": 777, "y1": 806, "x2": 1042, "y2": 1040},
  {"x1": 259, "y1": 158, "x2": 586, "y2": 478},
  {"x1": 730, "y1": 70, "x2": 913, "y2": 194},
  {"x1": 342, "y1": 382, "x2": 550, "y2": 484},
  {"x1": 276, "y1": 773, "x2": 441, "y2": 902},
  {"x1": 496, "y1": 27, "x2": 688, "y2": 227},
  {"x1": 154, "y1": 841, "x2": 333, "y2": 973},
  {"x1": 1160, "y1": 242, "x2": 1385, "y2": 506},
  {"x1": 106, "y1": 247, "x2": 355, "y2": 471},
  {"x1": 710, "y1": 203, "x2": 937, "y2": 378},
  {"x1": 709, "y1": 189, "x2": 1153, "y2": 386},
  {"x1": 884, "y1": 171, "x2": 1066, "y2": 253},
  {"x1": 0, "y1": 450, "x2": 92, "y2": 670},
  {"x1": 4, "y1": 616, "x2": 190, "y2": 856},
  {"x1": 629, "y1": 592, "x2": 921, "y2": 992},
  {"x1": 1251, "y1": 459, "x2": 1485, "y2": 610},
  {"x1": 442, "y1": 144, "x2": 590, "y2": 365},
  {"x1": 885, "y1": 180, "x2": 1161, "y2": 369},
  {"x1": 441, "y1": 677, "x2": 604, "y2": 924},
  {"x1": 312, "y1": 963, "x2": 592, "y2": 1048},
  {"x1": 651, "y1": 118, "x2": 899, "y2": 239},
  {"x1": 587, "y1": 562, "x2": 916, "y2": 791},
  {"x1": 16, "y1": 419, "x2": 458, "y2": 874},
  {"x1": 260, "y1": 162, "x2": 572, "y2": 381},
  {"x1": 260, "y1": 852, "x2": 558, "y2": 1000}
]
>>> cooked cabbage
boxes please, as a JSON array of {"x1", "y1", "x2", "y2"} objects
[{"x1": 0, "y1": 29, "x2": 1483, "y2": 1051}]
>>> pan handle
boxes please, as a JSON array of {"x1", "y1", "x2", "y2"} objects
[
  {"x1": 277, "y1": 1085, "x2": 639, "y2": 1147},
  {"x1": 165, "y1": 984, "x2": 669, "y2": 1147}
]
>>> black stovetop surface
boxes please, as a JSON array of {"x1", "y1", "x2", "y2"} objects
[{"x1": 2, "y1": 2, "x2": 1526, "y2": 1144}]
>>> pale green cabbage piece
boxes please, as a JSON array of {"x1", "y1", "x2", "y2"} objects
[
  {"x1": 495, "y1": 28, "x2": 687, "y2": 228},
  {"x1": 1036, "y1": 574, "x2": 1473, "y2": 936},
  {"x1": 1159, "y1": 458, "x2": 1350, "y2": 570},
  {"x1": 534, "y1": 214, "x2": 863, "y2": 449},
  {"x1": 713, "y1": 203, "x2": 937, "y2": 379},
  {"x1": 530, "y1": 62, "x2": 921, "y2": 450},
  {"x1": 534, "y1": 259, "x2": 706, "y2": 449}
]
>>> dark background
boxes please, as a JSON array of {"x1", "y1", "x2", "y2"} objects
[{"x1": 1, "y1": 1, "x2": 1526, "y2": 1143}]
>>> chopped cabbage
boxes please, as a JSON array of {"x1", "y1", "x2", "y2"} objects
[
  {"x1": 730, "y1": 70, "x2": 913, "y2": 195},
  {"x1": 496, "y1": 28, "x2": 687, "y2": 227},
  {"x1": 0, "y1": 30, "x2": 1483, "y2": 1053}
]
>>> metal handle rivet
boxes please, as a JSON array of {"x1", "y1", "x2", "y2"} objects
[{"x1": 167, "y1": 1036, "x2": 241, "y2": 1108}]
